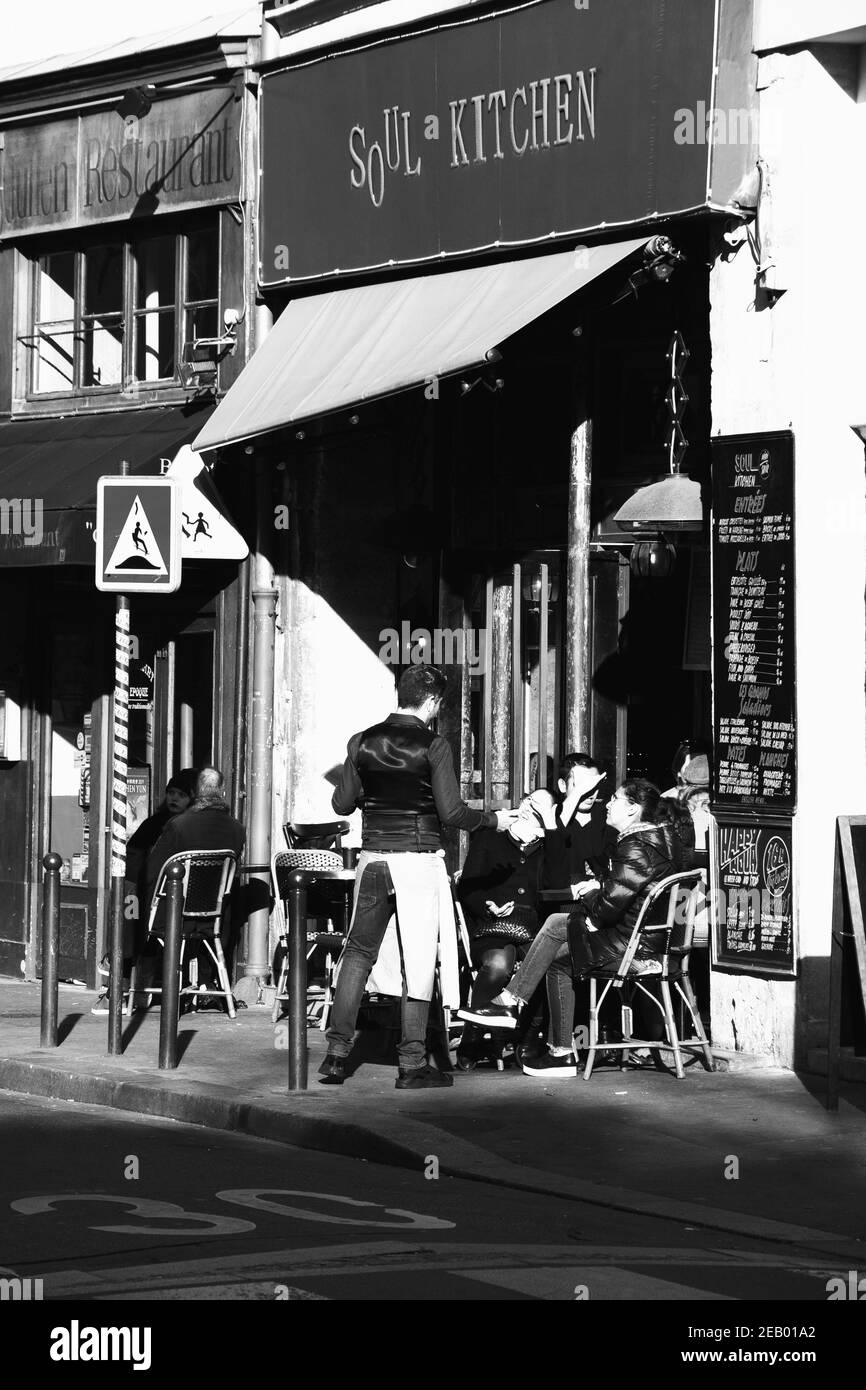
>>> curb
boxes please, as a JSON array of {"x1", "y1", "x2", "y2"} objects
[{"x1": 1, "y1": 1053, "x2": 864, "y2": 1263}]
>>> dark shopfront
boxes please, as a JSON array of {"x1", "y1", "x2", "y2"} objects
[
  {"x1": 0, "y1": 464, "x2": 245, "y2": 984},
  {"x1": 0, "y1": 65, "x2": 254, "y2": 983},
  {"x1": 195, "y1": 0, "x2": 752, "y2": 849}
]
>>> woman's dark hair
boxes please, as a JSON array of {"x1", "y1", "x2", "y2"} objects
[
  {"x1": 397, "y1": 664, "x2": 448, "y2": 709},
  {"x1": 620, "y1": 777, "x2": 693, "y2": 838},
  {"x1": 619, "y1": 779, "x2": 663, "y2": 822}
]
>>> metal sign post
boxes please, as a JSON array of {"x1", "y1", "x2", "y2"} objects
[
  {"x1": 108, "y1": 585, "x2": 131, "y2": 1056},
  {"x1": 96, "y1": 465, "x2": 181, "y2": 1054}
]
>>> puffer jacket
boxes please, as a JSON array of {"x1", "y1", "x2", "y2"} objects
[{"x1": 568, "y1": 820, "x2": 694, "y2": 961}]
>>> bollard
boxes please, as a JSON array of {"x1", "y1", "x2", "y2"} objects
[
  {"x1": 40, "y1": 852, "x2": 63, "y2": 1048},
  {"x1": 158, "y1": 862, "x2": 186, "y2": 1071},
  {"x1": 287, "y1": 869, "x2": 314, "y2": 1091}
]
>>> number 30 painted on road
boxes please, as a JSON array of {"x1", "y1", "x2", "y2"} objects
[{"x1": 11, "y1": 1190, "x2": 454, "y2": 1233}]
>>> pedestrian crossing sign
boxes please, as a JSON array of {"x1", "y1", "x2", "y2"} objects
[{"x1": 95, "y1": 477, "x2": 181, "y2": 592}]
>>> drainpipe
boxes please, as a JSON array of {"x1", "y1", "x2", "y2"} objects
[
  {"x1": 565, "y1": 407, "x2": 592, "y2": 753},
  {"x1": 235, "y1": 5, "x2": 279, "y2": 1002}
]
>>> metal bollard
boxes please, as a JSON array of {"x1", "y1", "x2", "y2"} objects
[
  {"x1": 40, "y1": 852, "x2": 63, "y2": 1048},
  {"x1": 158, "y1": 862, "x2": 186, "y2": 1070},
  {"x1": 287, "y1": 869, "x2": 314, "y2": 1091}
]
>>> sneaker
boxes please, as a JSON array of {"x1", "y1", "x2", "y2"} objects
[
  {"x1": 90, "y1": 991, "x2": 110, "y2": 1016},
  {"x1": 456, "y1": 1004, "x2": 517, "y2": 1030},
  {"x1": 395, "y1": 1064, "x2": 454, "y2": 1089},
  {"x1": 522, "y1": 1051, "x2": 578, "y2": 1078}
]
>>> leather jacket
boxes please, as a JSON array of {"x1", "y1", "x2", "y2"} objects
[
  {"x1": 569, "y1": 820, "x2": 694, "y2": 954},
  {"x1": 332, "y1": 713, "x2": 495, "y2": 852}
]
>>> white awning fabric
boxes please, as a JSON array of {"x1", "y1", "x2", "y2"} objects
[{"x1": 193, "y1": 238, "x2": 647, "y2": 453}]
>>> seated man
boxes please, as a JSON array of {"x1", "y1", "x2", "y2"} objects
[
  {"x1": 91, "y1": 769, "x2": 198, "y2": 1016},
  {"x1": 144, "y1": 767, "x2": 245, "y2": 1003},
  {"x1": 485, "y1": 752, "x2": 616, "y2": 1079}
]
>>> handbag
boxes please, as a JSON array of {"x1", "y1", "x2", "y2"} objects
[{"x1": 469, "y1": 903, "x2": 537, "y2": 946}]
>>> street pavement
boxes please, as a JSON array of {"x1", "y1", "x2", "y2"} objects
[
  {"x1": 0, "y1": 1093, "x2": 854, "y2": 1303},
  {"x1": 0, "y1": 975, "x2": 864, "y2": 1301}
]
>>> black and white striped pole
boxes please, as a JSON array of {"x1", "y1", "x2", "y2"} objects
[{"x1": 108, "y1": 460, "x2": 131, "y2": 1056}]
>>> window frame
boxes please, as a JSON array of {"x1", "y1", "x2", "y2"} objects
[{"x1": 21, "y1": 213, "x2": 221, "y2": 403}]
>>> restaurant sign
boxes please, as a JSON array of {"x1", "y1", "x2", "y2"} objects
[
  {"x1": 0, "y1": 85, "x2": 241, "y2": 239},
  {"x1": 260, "y1": 0, "x2": 721, "y2": 284}
]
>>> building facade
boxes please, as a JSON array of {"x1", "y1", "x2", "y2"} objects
[{"x1": 0, "y1": 15, "x2": 260, "y2": 985}]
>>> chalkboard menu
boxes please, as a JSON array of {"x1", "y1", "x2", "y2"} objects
[
  {"x1": 711, "y1": 431, "x2": 796, "y2": 809},
  {"x1": 711, "y1": 816, "x2": 796, "y2": 976}
]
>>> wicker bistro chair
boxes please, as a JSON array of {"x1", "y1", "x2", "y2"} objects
[
  {"x1": 579, "y1": 869, "x2": 715, "y2": 1081},
  {"x1": 130, "y1": 850, "x2": 239, "y2": 1018},
  {"x1": 271, "y1": 849, "x2": 348, "y2": 1027}
]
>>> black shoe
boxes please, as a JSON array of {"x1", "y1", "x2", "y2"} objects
[
  {"x1": 522, "y1": 1051, "x2": 578, "y2": 1079},
  {"x1": 623, "y1": 1050, "x2": 656, "y2": 1071},
  {"x1": 395, "y1": 1064, "x2": 454, "y2": 1089},
  {"x1": 457, "y1": 1005, "x2": 517, "y2": 1030},
  {"x1": 318, "y1": 1054, "x2": 347, "y2": 1085}
]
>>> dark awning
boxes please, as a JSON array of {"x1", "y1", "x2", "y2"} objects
[{"x1": 0, "y1": 404, "x2": 213, "y2": 566}]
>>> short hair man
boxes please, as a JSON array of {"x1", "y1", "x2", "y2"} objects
[
  {"x1": 145, "y1": 767, "x2": 244, "y2": 904},
  {"x1": 321, "y1": 665, "x2": 517, "y2": 1089},
  {"x1": 142, "y1": 769, "x2": 245, "y2": 997}
]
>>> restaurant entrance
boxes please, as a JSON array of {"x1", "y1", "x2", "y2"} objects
[{"x1": 446, "y1": 540, "x2": 709, "y2": 814}]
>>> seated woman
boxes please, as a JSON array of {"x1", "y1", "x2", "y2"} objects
[
  {"x1": 567, "y1": 778, "x2": 696, "y2": 1061},
  {"x1": 456, "y1": 796, "x2": 547, "y2": 1044}
]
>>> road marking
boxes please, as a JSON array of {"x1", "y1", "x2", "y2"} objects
[
  {"x1": 216, "y1": 1188, "x2": 455, "y2": 1230},
  {"x1": 11, "y1": 1194, "x2": 254, "y2": 1237},
  {"x1": 458, "y1": 1266, "x2": 732, "y2": 1301},
  {"x1": 42, "y1": 1242, "x2": 843, "y2": 1300}
]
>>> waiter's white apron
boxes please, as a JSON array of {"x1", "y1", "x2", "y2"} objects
[{"x1": 338, "y1": 849, "x2": 460, "y2": 1008}]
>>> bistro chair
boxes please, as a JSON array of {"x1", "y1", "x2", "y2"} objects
[
  {"x1": 450, "y1": 882, "x2": 516, "y2": 1073},
  {"x1": 130, "y1": 850, "x2": 239, "y2": 1018},
  {"x1": 579, "y1": 869, "x2": 715, "y2": 1081},
  {"x1": 283, "y1": 821, "x2": 351, "y2": 852},
  {"x1": 271, "y1": 849, "x2": 348, "y2": 1027}
]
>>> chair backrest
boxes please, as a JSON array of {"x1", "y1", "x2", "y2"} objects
[
  {"x1": 284, "y1": 821, "x2": 350, "y2": 851},
  {"x1": 272, "y1": 849, "x2": 343, "y2": 900},
  {"x1": 634, "y1": 870, "x2": 704, "y2": 951},
  {"x1": 149, "y1": 850, "x2": 238, "y2": 933}
]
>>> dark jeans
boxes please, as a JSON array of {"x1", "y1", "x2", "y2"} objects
[
  {"x1": 469, "y1": 942, "x2": 518, "y2": 1009},
  {"x1": 326, "y1": 858, "x2": 430, "y2": 1071},
  {"x1": 511, "y1": 914, "x2": 576, "y2": 1051}
]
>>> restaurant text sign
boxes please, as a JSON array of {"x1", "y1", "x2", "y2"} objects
[
  {"x1": 0, "y1": 85, "x2": 241, "y2": 239},
  {"x1": 711, "y1": 431, "x2": 796, "y2": 811},
  {"x1": 259, "y1": 0, "x2": 717, "y2": 283}
]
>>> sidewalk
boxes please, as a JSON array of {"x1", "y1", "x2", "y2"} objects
[{"x1": 1, "y1": 977, "x2": 864, "y2": 1260}]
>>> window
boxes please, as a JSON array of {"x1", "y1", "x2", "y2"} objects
[
  {"x1": 33, "y1": 252, "x2": 76, "y2": 393},
  {"x1": 26, "y1": 214, "x2": 220, "y2": 396}
]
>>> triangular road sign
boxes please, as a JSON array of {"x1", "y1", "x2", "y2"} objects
[
  {"x1": 105, "y1": 494, "x2": 168, "y2": 576},
  {"x1": 167, "y1": 446, "x2": 249, "y2": 561}
]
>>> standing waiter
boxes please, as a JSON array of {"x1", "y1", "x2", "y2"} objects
[{"x1": 320, "y1": 664, "x2": 517, "y2": 1089}]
